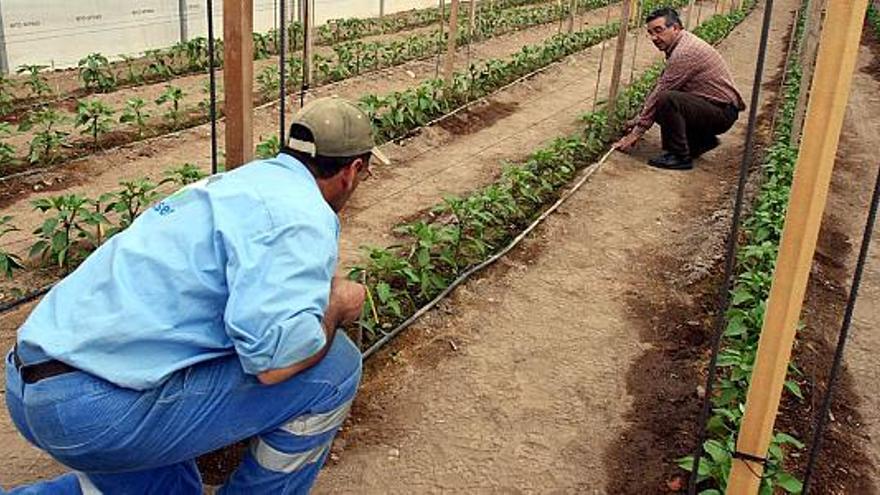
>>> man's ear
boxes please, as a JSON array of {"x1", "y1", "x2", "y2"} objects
[{"x1": 341, "y1": 157, "x2": 362, "y2": 189}]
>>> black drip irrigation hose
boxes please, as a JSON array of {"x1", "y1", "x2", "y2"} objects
[
  {"x1": 207, "y1": 0, "x2": 219, "y2": 174},
  {"x1": 362, "y1": 149, "x2": 614, "y2": 360},
  {"x1": 0, "y1": 285, "x2": 52, "y2": 314},
  {"x1": 686, "y1": 0, "x2": 775, "y2": 493},
  {"x1": 801, "y1": 162, "x2": 880, "y2": 493}
]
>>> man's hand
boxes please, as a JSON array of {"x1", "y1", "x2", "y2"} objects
[
  {"x1": 256, "y1": 278, "x2": 365, "y2": 386},
  {"x1": 613, "y1": 129, "x2": 643, "y2": 152}
]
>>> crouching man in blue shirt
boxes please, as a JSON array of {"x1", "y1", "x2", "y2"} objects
[{"x1": 4, "y1": 97, "x2": 389, "y2": 494}]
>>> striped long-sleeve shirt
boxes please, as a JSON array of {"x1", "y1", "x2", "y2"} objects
[{"x1": 635, "y1": 30, "x2": 745, "y2": 131}]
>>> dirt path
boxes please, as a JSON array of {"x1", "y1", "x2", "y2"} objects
[{"x1": 311, "y1": 1, "x2": 796, "y2": 492}]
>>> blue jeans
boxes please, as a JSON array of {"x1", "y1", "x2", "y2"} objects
[{"x1": 4, "y1": 332, "x2": 361, "y2": 494}]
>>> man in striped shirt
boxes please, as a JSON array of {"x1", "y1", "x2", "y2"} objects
[{"x1": 613, "y1": 7, "x2": 745, "y2": 170}]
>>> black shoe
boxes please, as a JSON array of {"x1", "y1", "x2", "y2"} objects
[
  {"x1": 691, "y1": 136, "x2": 720, "y2": 158},
  {"x1": 647, "y1": 152, "x2": 693, "y2": 170}
]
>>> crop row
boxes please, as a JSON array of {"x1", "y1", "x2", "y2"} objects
[
  {"x1": 677, "y1": 5, "x2": 808, "y2": 494},
  {"x1": 0, "y1": 0, "x2": 577, "y2": 115},
  {"x1": 347, "y1": 1, "x2": 751, "y2": 350},
  {"x1": 0, "y1": 0, "x2": 618, "y2": 178}
]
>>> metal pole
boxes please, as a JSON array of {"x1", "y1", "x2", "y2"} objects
[
  {"x1": 179, "y1": 0, "x2": 189, "y2": 43},
  {"x1": 207, "y1": 0, "x2": 219, "y2": 174},
  {"x1": 280, "y1": 0, "x2": 287, "y2": 142},
  {"x1": 0, "y1": 4, "x2": 9, "y2": 75}
]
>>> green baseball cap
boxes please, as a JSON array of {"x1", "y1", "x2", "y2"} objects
[{"x1": 288, "y1": 96, "x2": 390, "y2": 166}]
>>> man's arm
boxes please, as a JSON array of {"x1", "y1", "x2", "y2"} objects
[
  {"x1": 613, "y1": 44, "x2": 696, "y2": 151},
  {"x1": 256, "y1": 277, "x2": 365, "y2": 385}
]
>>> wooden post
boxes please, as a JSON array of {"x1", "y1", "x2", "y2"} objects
[
  {"x1": 791, "y1": 0, "x2": 825, "y2": 146},
  {"x1": 607, "y1": 0, "x2": 631, "y2": 106},
  {"x1": 223, "y1": 0, "x2": 254, "y2": 169},
  {"x1": 303, "y1": 0, "x2": 314, "y2": 88},
  {"x1": 685, "y1": 0, "x2": 697, "y2": 30},
  {"x1": 380, "y1": 0, "x2": 385, "y2": 17},
  {"x1": 469, "y1": 0, "x2": 478, "y2": 40},
  {"x1": 568, "y1": 0, "x2": 577, "y2": 33},
  {"x1": 629, "y1": 0, "x2": 639, "y2": 25},
  {"x1": 444, "y1": 0, "x2": 460, "y2": 85},
  {"x1": 726, "y1": 0, "x2": 869, "y2": 492}
]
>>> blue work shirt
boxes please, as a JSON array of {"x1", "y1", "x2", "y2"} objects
[{"x1": 17, "y1": 153, "x2": 340, "y2": 390}]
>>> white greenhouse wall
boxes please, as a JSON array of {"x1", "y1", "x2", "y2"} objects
[{"x1": 0, "y1": 0, "x2": 440, "y2": 74}]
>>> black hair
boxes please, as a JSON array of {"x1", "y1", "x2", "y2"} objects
[
  {"x1": 281, "y1": 124, "x2": 371, "y2": 179},
  {"x1": 646, "y1": 7, "x2": 683, "y2": 28}
]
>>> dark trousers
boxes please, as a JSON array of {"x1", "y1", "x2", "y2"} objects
[{"x1": 655, "y1": 90, "x2": 739, "y2": 157}]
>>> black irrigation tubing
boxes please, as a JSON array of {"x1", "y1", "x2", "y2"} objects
[
  {"x1": 280, "y1": 0, "x2": 288, "y2": 140},
  {"x1": 362, "y1": 148, "x2": 615, "y2": 359},
  {"x1": 686, "y1": 1, "x2": 775, "y2": 493},
  {"x1": 207, "y1": 0, "x2": 219, "y2": 175},
  {"x1": 0, "y1": 284, "x2": 52, "y2": 314},
  {"x1": 802, "y1": 162, "x2": 880, "y2": 493}
]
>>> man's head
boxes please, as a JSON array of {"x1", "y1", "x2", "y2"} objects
[
  {"x1": 283, "y1": 97, "x2": 389, "y2": 212},
  {"x1": 645, "y1": 7, "x2": 683, "y2": 52}
]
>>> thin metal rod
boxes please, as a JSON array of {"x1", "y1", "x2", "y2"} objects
[
  {"x1": 687, "y1": 1, "x2": 775, "y2": 493},
  {"x1": 802, "y1": 165, "x2": 880, "y2": 493},
  {"x1": 592, "y1": 4, "x2": 614, "y2": 111},
  {"x1": 280, "y1": 0, "x2": 287, "y2": 141},
  {"x1": 207, "y1": 0, "x2": 219, "y2": 174}
]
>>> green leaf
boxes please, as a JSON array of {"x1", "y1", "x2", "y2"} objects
[
  {"x1": 784, "y1": 380, "x2": 804, "y2": 400},
  {"x1": 775, "y1": 472, "x2": 803, "y2": 493},
  {"x1": 731, "y1": 287, "x2": 754, "y2": 306},
  {"x1": 376, "y1": 282, "x2": 392, "y2": 303}
]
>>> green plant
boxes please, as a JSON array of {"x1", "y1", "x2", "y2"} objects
[
  {"x1": 20, "y1": 107, "x2": 69, "y2": 164},
  {"x1": 0, "y1": 122, "x2": 16, "y2": 169},
  {"x1": 0, "y1": 216, "x2": 23, "y2": 279},
  {"x1": 256, "y1": 66, "x2": 281, "y2": 97},
  {"x1": 155, "y1": 85, "x2": 186, "y2": 127},
  {"x1": 106, "y1": 179, "x2": 161, "y2": 230},
  {"x1": 162, "y1": 163, "x2": 207, "y2": 186},
  {"x1": 255, "y1": 135, "x2": 281, "y2": 159},
  {"x1": 78, "y1": 53, "x2": 117, "y2": 92},
  {"x1": 75, "y1": 100, "x2": 115, "y2": 149},
  {"x1": 117, "y1": 54, "x2": 144, "y2": 85},
  {"x1": 119, "y1": 97, "x2": 151, "y2": 138},
  {"x1": 30, "y1": 194, "x2": 107, "y2": 269},
  {"x1": 144, "y1": 50, "x2": 175, "y2": 80},
  {"x1": 16, "y1": 64, "x2": 52, "y2": 99},
  {"x1": 0, "y1": 74, "x2": 14, "y2": 116}
]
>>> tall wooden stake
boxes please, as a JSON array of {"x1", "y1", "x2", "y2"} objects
[
  {"x1": 685, "y1": 0, "x2": 698, "y2": 29},
  {"x1": 223, "y1": 0, "x2": 254, "y2": 169},
  {"x1": 380, "y1": 0, "x2": 385, "y2": 17},
  {"x1": 444, "y1": 0, "x2": 460, "y2": 85},
  {"x1": 607, "y1": 0, "x2": 632, "y2": 107},
  {"x1": 568, "y1": 0, "x2": 577, "y2": 33},
  {"x1": 726, "y1": 1, "x2": 869, "y2": 492},
  {"x1": 791, "y1": 0, "x2": 825, "y2": 146},
  {"x1": 469, "y1": 0, "x2": 477, "y2": 38}
]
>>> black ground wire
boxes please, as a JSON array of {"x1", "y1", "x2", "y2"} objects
[
  {"x1": 207, "y1": 0, "x2": 219, "y2": 174},
  {"x1": 279, "y1": 0, "x2": 288, "y2": 142},
  {"x1": 686, "y1": 0, "x2": 776, "y2": 492},
  {"x1": 801, "y1": 162, "x2": 880, "y2": 493}
]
